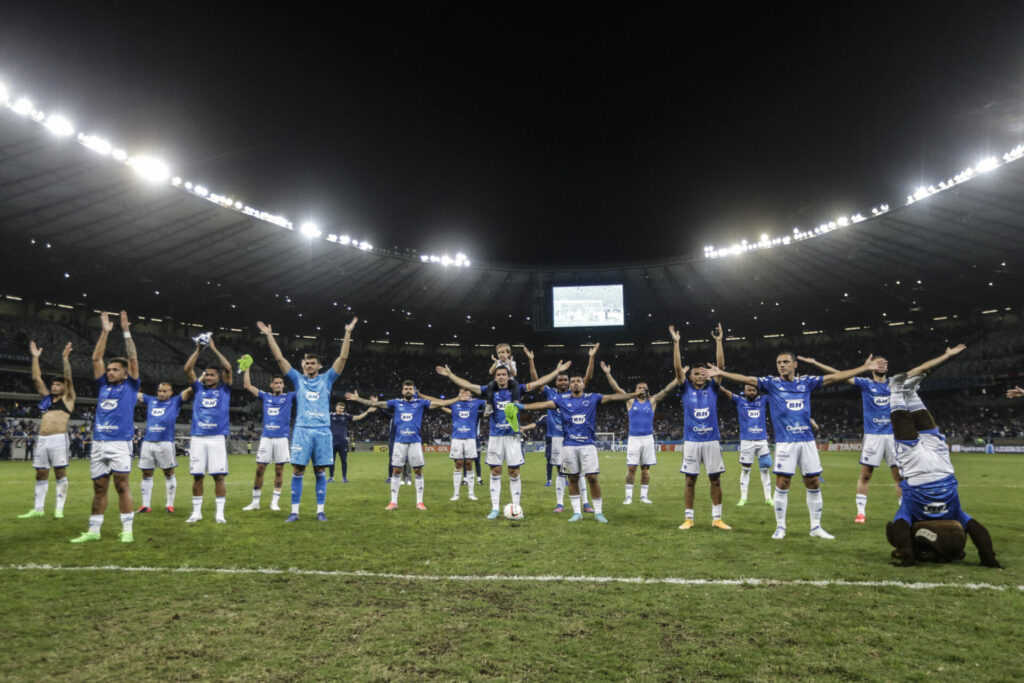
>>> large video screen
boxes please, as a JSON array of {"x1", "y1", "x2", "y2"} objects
[{"x1": 552, "y1": 285, "x2": 624, "y2": 328}]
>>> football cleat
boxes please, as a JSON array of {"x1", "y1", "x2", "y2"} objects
[
  {"x1": 640, "y1": 497, "x2": 653, "y2": 505},
  {"x1": 678, "y1": 519, "x2": 694, "y2": 530},
  {"x1": 450, "y1": 495, "x2": 460, "y2": 501},
  {"x1": 809, "y1": 526, "x2": 835, "y2": 539},
  {"x1": 54, "y1": 510, "x2": 64, "y2": 519},
  {"x1": 17, "y1": 509, "x2": 44, "y2": 519},
  {"x1": 284, "y1": 513, "x2": 300, "y2": 522},
  {"x1": 623, "y1": 497, "x2": 633, "y2": 505},
  {"x1": 545, "y1": 480, "x2": 552, "y2": 487},
  {"x1": 772, "y1": 526, "x2": 787, "y2": 539},
  {"x1": 486, "y1": 509, "x2": 500, "y2": 520},
  {"x1": 136, "y1": 506, "x2": 151, "y2": 514},
  {"x1": 70, "y1": 531, "x2": 101, "y2": 543},
  {"x1": 119, "y1": 531, "x2": 133, "y2": 543},
  {"x1": 327, "y1": 477, "x2": 334, "y2": 483},
  {"x1": 736, "y1": 498, "x2": 747, "y2": 507},
  {"x1": 553, "y1": 504, "x2": 564, "y2": 513},
  {"x1": 712, "y1": 519, "x2": 732, "y2": 530},
  {"x1": 385, "y1": 502, "x2": 399, "y2": 511},
  {"x1": 765, "y1": 498, "x2": 774, "y2": 506},
  {"x1": 269, "y1": 502, "x2": 280, "y2": 511},
  {"x1": 854, "y1": 513, "x2": 866, "y2": 524},
  {"x1": 342, "y1": 478, "x2": 348, "y2": 483},
  {"x1": 215, "y1": 514, "x2": 227, "y2": 524},
  {"x1": 568, "y1": 513, "x2": 583, "y2": 523},
  {"x1": 902, "y1": 372, "x2": 926, "y2": 393},
  {"x1": 186, "y1": 513, "x2": 202, "y2": 523},
  {"x1": 468, "y1": 493, "x2": 478, "y2": 501},
  {"x1": 416, "y1": 502, "x2": 427, "y2": 511},
  {"x1": 165, "y1": 506, "x2": 175, "y2": 513},
  {"x1": 583, "y1": 503, "x2": 595, "y2": 513},
  {"x1": 317, "y1": 512, "x2": 328, "y2": 522},
  {"x1": 594, "y1": 513, "x2": 609, "y2": 524},
  {"x1": 887, "y1": 372, "x2": 907, "y2": 395},
  {"x1": 242, "y1": 502, "x2": 260, "y2": 511}
]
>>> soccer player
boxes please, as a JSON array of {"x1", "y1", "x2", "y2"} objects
[
  {"x1": 436, "y1": 359, "x2": 571, "y2": 519},
  {"x1": 519, "y1": 375, "x2": 638, "y2": 523},
  {"x1": 346, "y1": 383, "x2": 459, "y2": 509},
  {"x1": 799, "y1": 354, "x2": 900, "y2": 523},
  {"x1": 601, "y1": 361, "x2": 677, "y2": 505},
  {"x1": 704, "y1": 353, "x2": 884, "y2": 539},
  {"x1": 135, "y1": 381, "x2": 193, "y2": 513},
  {"x1": 240, "y1": 370, "x2": 295, "y2": 511},
  {"x1": 183, "y1": 336, "x2": 234, "y2": 523},
  {"x1": 258, "y1": 317, "x2": 357, "y2": 522},
  {"x1": 71, "y1": 311, "x2": 139, "y2": 543},
  {"x1": 725, "y1": 384, "x2": 773, "y2": 506},
  {"x1": 522, "y1": 344, "x2": 598, "y2": 512},
  {"x1": 444, "y1": 388, "x2": 487, "y2": 501},
  {"x1": 885, "y1": 346, "x2": 999, "y2": 568},
  {"x1": 670, "y1": 324, "x2": 730, "y2": 530},
  {"x1": 328, "y1": 401, "x2": 375, "y2": 483},
  {"x1": 19, "y1": 341, "x2": 74, "y2": 519}
]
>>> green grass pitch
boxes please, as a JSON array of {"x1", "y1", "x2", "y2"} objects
[{"x1": 2, "y1": 449, "x2": 1021, "y2": 680}]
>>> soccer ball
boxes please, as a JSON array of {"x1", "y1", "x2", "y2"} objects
[{"x1": 503, "y1": 503, "x2": 524, "y2": 520}]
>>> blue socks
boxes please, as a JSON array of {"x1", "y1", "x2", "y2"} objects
[
  {"x1": 291, "y1": 473, "x2": 303, "y2": 505},
  {"x1": 315, "y1": 470, "x2": 327, "y2": 505}
]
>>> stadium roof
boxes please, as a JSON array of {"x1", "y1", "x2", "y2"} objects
[{"x1": 1, "y1": 109, "x2": 1022, "y2": 344}]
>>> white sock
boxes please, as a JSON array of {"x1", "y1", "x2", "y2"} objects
[
  {"x1": 120, "y1": 512, "x2": 134, "y2": 533},
  {"x1": 712, "y1": 503, "x2": 722, "y2": 520},
  {"x1": 625, "y1": 483, "x2": 634, "y2": 500},
  {"x1": 291, "y1": 502, "x2": 300, "y2": 514},
  {"x1": 905, "y1": 389, "x2": 925, "y2": 412},
  {"x1": 593, "y1": 497, "x2": 603, "y2": 514},
  {"x1": 509, "y1": 475, "x2": 521, "y2": 506},
  {"x1": 640, "y1": 484, "x2": 649, "y2": 500},
  {"x1": 888, "y1": 391, "x2": 907, "y2": 412},
  {"x1": 570, "y1": 494, "x2": 582, "y2": 514},
  {"x1": 466, "y1": 471, "x2": 475, "y2": 496},
  {"x1": 55, "y1": 477, "x2": 68, "y2": 512},
  {"x1": 166, "y1": 475, "x2": 176, "y2": 507},
  {"x1": 685, "y1": 508, "x2": 694, "y2": 520},
  {"x1": 759, "y1": 468, "x2": 772, "y2": 498},
  {"x1": 490, "y1": 475, "x2": 502, "y2": 509},
  {"x1": 317, "y1": 503, "x2": 325, "y2": 514},
  {"x1": 774, "y1": 487, "x2": 788, "y2": 528},
  {"x1": 252, "y1": 487, "x2": 262, "y2": 503},
  {"x1": 34, "y1": 480, "x2": 48, "y2": 511},
  {"x1": 390, "y1": 476, "x2": 401, "y2": 504},
  {"x1": 140, "y1": 477, "x2": 153, "y2": 508},
  {"x1": 215, "y1": 497, "x2": 226, "y2": 517},
  {"x1": 807, "y1": 489, "x2": 823, "y2": 529},
  {"x1": 271, "y1": 489, "x2": 281, "y2": 506},
  {"x1": 578, "y1": 476, "x2": 589, "y2": 505},
  {"x1": 192, "y1": 496, "x2": 203, "y2": 514},
  {"x1": 453, "y1": 470, "x2": 463, "y2": 495},
  {"x1": 739, "y1": 466, "x2": 751, "y2": 499},
  {"x1": 415, "y1": 475, "x2": 425, "y2": 504},
  {"x1": 555, "y1": 475, "x2": 566, "y2": 505},
  {"x1": 856, "y1": 493, "x2": 867, "y2": 515},
  {"x1": 88, "y1": 514, "x2": 103, "y2": 534}
]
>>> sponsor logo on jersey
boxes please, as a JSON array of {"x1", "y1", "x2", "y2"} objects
[
  {"x1": 100, "y1": 399, "x2": 119, "y2": 410},
  {"x1": 150, "y1": 407, "x2": 166, "y2": 417},
  {"x1": 305, "y1": 391, "x2": 320, "y2": 402},
  {"x1": 458, "y1": 411, "x2": 470, "y2": 419},
  {"x1": 202, "y1": 398, "x2": 218, "y2": 408},
  {"x1": 571, "y1": 414, "x2": 586, "y2": 425},
  {"x1": 693, "y1": 407, "x2": 710, "y2": 419},
  {"x1": 399, "y1": 428, "x2": 416, "y2": 437},
  {"x1": 785, "y1": 424, "x2": 810, "y2": 433},
  {"x1": 692, "y1": 425, "x2": 714, "y2": 434},
  {"x1": 797, "y1": 384, "x2": 806, "y2": 391},
  {"x1": 198, "y1": 421, "x2": 219, "y2": 429},
  {"x1": 267, "y1": 407, "x2": 280, "y2": 416},
  {"x1": 150, "y1": 425, "x2": 165, "y2": 432},
  {"x1": 496, "y1": 401, "x2": 509, "y2": 411},
  {"x1": 785, "y1": 399, "x2": 804, "y2": 411},
  {"x1": 746, "y1": 426, "x2": 764, "y2": 434},
  {"x1": 400, "y1": 413, "x2": 414, "y2": 421},
  {"x1": 872, "y1": 396, "x2": 890, "y2": 407},
  {"x1": 746, "y1": 409, "x2": 761, "y2": 419},
  {"x1": 95, "y1": 424, "x2": 117, "y2": 432},
  {"x1": 871, "y1": 417, "x2": 892, "y2": 425},
  {"x1": 923, "y1": 502, "x2": 948, "y2": 514}
]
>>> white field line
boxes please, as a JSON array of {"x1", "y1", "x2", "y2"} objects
[{"x1": 1, "y1": 563, "x2": 1020, "y2": 591}]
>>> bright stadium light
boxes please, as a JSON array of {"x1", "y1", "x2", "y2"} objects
[
  {"x1": 128, "y1": 156, "x2": 170, "y2": 183},
  {"x1": 44, "y1": 114, "x2": 74, "y2": 137},
  {"x1": 12, "y1": 97, "x2": 33, "y2": 116},
  {"x1": 0, "y1": 82, "x2": 8, "y2": 104},
  {"x1": 976, "y1": 156, "x2": 998, "y2": 173},
  {"x1": 339, "y1": 235, "x2": 351, "y2": 245},
  {"x1": 78, "y1": 133, "x2": 112, "y2": 155},
  {"x1": 300, "y1": 222, "x2": 321, "y2": 238},
  {"x1": 111, "y1": 148, "x2": 128, "y2": 161}
]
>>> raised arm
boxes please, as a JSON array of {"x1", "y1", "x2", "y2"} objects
[
  {"x1": 600, "y1": 390, "x2": 640, "y2": 404},
  {"x1": 600, "y1": 361, "x2": 625, "y2": 394},
  {"x1": 906, "y1": 345, "x2": 966, "y2": 378},
  {"x1": 92, "y1": 312, "x2": 113, "y2": 379},
  {"x1": 583, "y1": 342, "x2": 599, "y2": 386},
  {"x1": 332, "y1": 316, "x2": 358, "y2": 374},
  {"x1": 205, "y1": 336, "x2": 232, "y2": 385},
  {"x1": 183, "y1": 343, "x2": 201, "y2": 384},
  {"x1": 429, "y1": 396, "x2": 461, "y2": 409},
  {"x1": 61, "y1": 342, "x2": 75, "y2": 402},
  {"x1": 257, "y1": 321, "x2": 292, "y2": 374},
  {"x1": 797, "y1": 356, "x2": 849, "y2": 384},
  {"x1": 524, "y1": 360, "x2": 572, "y2": 392},
  {"x1": 352, "y1": 406, "x2": 376, "y2": 421},
  {"x1": 520, "y1": 399, "x2": 556, "y2": 411},
  {"x1": 650, "y1": 377, "x2": 679, "y2": 408},
  {"x1": 522, "y1": 345, "x2": 539, "y2": 382},
  {"x1": 436, "y1": 365, "x2": 482, "y2": 395},
  {"x1": 120, "y1": 311, "x2": 139, "y2": 380},
  {"x1": 344, "y1": 391, "x2": 389, "y2": 409},
  {"x1": 822, "y1": 356, "x2": 885, "y2": 386},
  {"x1": 242, "y1": 366, "x2": 259, "y2": 397},
  {"x1": 180, "y1": 385, "x2": 194, "y2": 402},
  {"x1": 712, "y1": 323, "x2": 725, "y2": 370},
  {"x1": 670, "y1": 325, "x2": 685, "y2": 383},
  {"x1": 29, "y1": 341, "x2": 47, "y2": 396},
  {"x1": 703, "y1": 364, "x2": 758, "y2": 387}
]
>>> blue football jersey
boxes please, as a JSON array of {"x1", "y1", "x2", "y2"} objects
[
  {"x1": 388, "y1": 398, "x2": 431, "y2": 443},
  {"x1": 258, "y1": 390, "x2": 295, "y2": 438},
  {"x1": 552, "y1": 392, "x2": 602, "y2": 446},
  {"x1": 480, "y1": 384, "x2": 517, "y2": 436},
  {"x1": 94, "y1": 375, "x2": 142, "y2": 441},
  {"x1": 142, "y1": 394, "x2": 183, "y2": 442},
  {"x1": 541, "y1": 385, "x2": 564, "y2": 438},
  {"x1": 627, "y1": 398, "x2": 655, "y2": 437},
  {"x1": 287, "y1": 368, "x2": 339, "y2": 428},
  {"x1": 681, "y1": 380, "x2": 721, "y2": 442},
  {"x1": 757, "y1": 375, "x2": 823, "y2": 443},
  {"x1": 330, "y1": 412, "x2": 353, "y2": 442},
  {"x1": 853, "y1": 377, "x2": 892, "y2": 435},
  {"x1": 731, "y1": 393, "x2": 769, "y2": 441},
  {"x1": 190, "y1": 381, "x2": 232, "y2": 437},
  {"x1": 451, "y1": 399, "x2": 486, "y2": 439}
]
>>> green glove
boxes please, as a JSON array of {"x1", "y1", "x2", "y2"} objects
[{"x1": 237, "y1": 354, "x2": 254, "y2": 373}]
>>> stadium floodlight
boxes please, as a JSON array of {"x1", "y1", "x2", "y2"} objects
[
  {"x1": 441, "y1": 255, "x2": 452, "y2": 266},
  {"x1": 44, "y1": 114, "x2": 74, "y2": 137},
  {"x1": 171, "y1": 177, "x2": 182, "y2": 186},
  {"x1": 358, "y1": 241, "x2": 372, "y2": 251},
  {"x1": 0, "y1": 82, "x2": 8, "y2": 104},
  {"x1": 300, "y1": 222, "x2": 321, "y2": 238},
  {"x1": 12, "y1": 97, "x2": 33, "y2": 116},
  {"x1": 128, "y1": 156, "x2": 170, "y2": 182},
  {"x1": 339, "y1": 235, "x2": 351, "y2": 245},
  {"x1": 78, "y1": 133, "x2": 112, "y2": 155},
  {"x1": 111, "y1": 148, "x2": 128, "y2": 161},
  {"x1": 976, "y1": 157, "x2": 999, "y2": 173},
  {"x1": 420, "y1": 254, "x2": 429, "y2": 262}
]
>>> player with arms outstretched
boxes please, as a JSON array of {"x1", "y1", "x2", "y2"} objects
[
  {"x1": 725, "y1": 383, "x2": 773, "y2": 506},
  {"x1": 241, "y1": 369, "x2": 295, "y2": 512},
  {"x1": 329, "y1": 401, "x2": 375, "y2": 483}
]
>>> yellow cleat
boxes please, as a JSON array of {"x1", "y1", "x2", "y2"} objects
[
  {"x1": 678, "y1": 519, "x2": 694, "y2": 530},
  {"x1": 712, "y1": 519, "x2": 732, "y2": 530}
]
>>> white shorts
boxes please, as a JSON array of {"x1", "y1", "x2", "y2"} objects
[
  {"x1": 773, "y1": 441, "x2": 822, "y2": 477},
  {"x1": 189, "y1": 435, "x2": 229, "y2": 476},
  {"x1": 392, "y1": 442, "x2": 425, "y2": 468},
  {"x1": 449, "y1": 438, "x2": 477, "y2": 460},
  {"x1": 681, "y1": 441, "x2": 726, "y2": 476},
  {"x1": 89, "y1": 440, "x2": 132, "y2": 479},
  {"x1": 139, "y1": 441, "x2": 177, "y2": 470},
  {"x1": 626, "y1": 434, "x2": 657, "y2": 467},
  {"x1": 486, "y1": 435, "x2": 525, "y2": 468},
  {"x1": 547, "y1": 436, "x2": 563, "y2": 466},
  {"x1": 860, "y1": 433, "x2": 896, "y2": 468},
  {"x1": 739, "y1": 440, "x2": 770, "y2": 465},
  {"x1": 257, "y1": 437, "x2": 291, "y2": 464},
  {"x1": 34, "y1": 433, "x2": 69, "y2": 470},
  {"x1": 560, "y1": 444, "x2": 600, "y2": 476}
]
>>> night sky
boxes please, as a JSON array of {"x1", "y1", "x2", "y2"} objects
[{"x1": 3, "y1": 2, "x2": 1024, "y2": 265}]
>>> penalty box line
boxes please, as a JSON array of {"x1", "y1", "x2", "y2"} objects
[{"x1": 1, "y1": 563, "x2": 1021, "y2": 592}]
